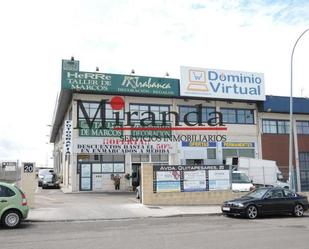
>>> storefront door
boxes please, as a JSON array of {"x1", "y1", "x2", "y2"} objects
[
  {"x1": 80, "y1": 163, "x2": 92, "y2": 191},
  {"x1": 131, "y1": 163, "x2": 141, "y2": 190}
]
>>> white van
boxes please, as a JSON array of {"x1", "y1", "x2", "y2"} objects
[{"x1": 232, "y1": 171, "x2": 255, "y2": 192}]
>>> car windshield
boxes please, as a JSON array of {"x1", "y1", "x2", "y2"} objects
[
  {"x1": 277, "y1": 173, "x2": 286, "y2": 182},
  {"x1": 44, "y1": 175, "x2": 54, "y2": 180},
  {"x1": 39, "y1": 169, "x2": 54, "y2": 175},
  {"x1": 232, "y1": 172, "x2": 251, "y2": 183},
  {"x1": 245, "y1": 188, "x2": 269, "y2": 198}
]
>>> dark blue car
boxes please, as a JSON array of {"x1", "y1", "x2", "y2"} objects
[{"x1": 222, "y1": 187, "x2": 309, "y2": 219}]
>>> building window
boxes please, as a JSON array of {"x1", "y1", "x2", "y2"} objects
[
  {"x1": 79, "y1": 101, "x2": 124, "y2": 121},
  {"x1": 221, "y1": 108, "x2": 254, "y2": 124},
  {"x1": 222, "y1": 149, "x2": 255, "y2": 159},
  {"x1": 262, "y1": 119, "x2": 289, "y2": 134},
  {"x1": 129, "y1": 104, "x2": 170, "y2": 122},
  {"x1": 207, "y1": 148, "x2": 216, "y2": 159},
  {"x1": 179, "y1": 106, "x2": 216, "y2": 123},
  {"x1": 131, "y1": 154, "x2": 150, "y2": 162},
  {"x1": 299, "y1": 153, "x2": 309, "y2": 170},
  {"x1": 297, "y1": 121, "x2": 309, "y2": 134},
  {"x1": 151, "y1": 154, "x2": 169, "y2": 162},
  {"x1": 299, "y1": 152, "x2": 309, "y2": 191}
]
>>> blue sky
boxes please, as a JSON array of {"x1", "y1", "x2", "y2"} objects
[{"x1": 0, "y1": 0, "x2": 308, "y2": 166}]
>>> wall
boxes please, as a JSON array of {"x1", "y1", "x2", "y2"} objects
[
  {"x1": 261, "y1": 134, "x2": 290, "y2": 178},
  {"x1": 141, "y1": 163, "x2": 243, "y2": 205}
]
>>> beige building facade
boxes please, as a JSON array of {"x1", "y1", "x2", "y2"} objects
[{"x1": 50, "y1": 59, "x2": 265, "y2": 193}]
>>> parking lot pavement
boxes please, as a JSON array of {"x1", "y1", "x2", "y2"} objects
[{"x1": 28, "y1": 188, "x2": 222, "y2": 222}]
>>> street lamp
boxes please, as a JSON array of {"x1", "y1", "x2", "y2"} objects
[{"x1": 289, "y1": 28, "x2": 309, "y2": 191}]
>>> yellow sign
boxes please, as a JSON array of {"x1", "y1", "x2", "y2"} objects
[{"x1": 223, "y1": 142, "x2": 254, "y2": 148}]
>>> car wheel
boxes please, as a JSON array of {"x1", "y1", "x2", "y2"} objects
[
  {"x1": 293, "y1": 204, "x2": 304, "y2": 217},
  {"x1": 2, "y1": 210, "x2": 21, "y2": 229},
  {"x1": 246, "y1": 205, "x2": 258, "y2": 219}
]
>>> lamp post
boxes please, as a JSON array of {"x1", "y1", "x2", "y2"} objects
[{"x1": 289, "y1": 28, "x2": 309, "y2": 191}]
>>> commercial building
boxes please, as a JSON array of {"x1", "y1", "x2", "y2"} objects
[
  {"x1": 258, "y1": 95, "x2": 309, "y2": 191},
  {"x1": 50, "y1": 59, "x2": 308, "y2": 192}
]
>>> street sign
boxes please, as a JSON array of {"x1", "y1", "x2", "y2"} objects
[{"x1": 23, "y1": 163, "x2": 34, "y2": 173}]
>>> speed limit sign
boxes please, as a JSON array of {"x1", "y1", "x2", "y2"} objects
[{"x1": 23, "y1": 163, "x2": 34, "y2": 173}]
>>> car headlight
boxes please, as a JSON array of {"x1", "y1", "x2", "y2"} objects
[{"x1": 234, "y1": 203, "x2": 244, "y2": 207}]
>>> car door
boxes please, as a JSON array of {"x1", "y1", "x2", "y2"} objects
[
  {"x1": 260, "y1": 189, "x2": 286, "y2": 214},
  {"x1": 282, "y1": 189, "x2": 298, "y2": 212}
]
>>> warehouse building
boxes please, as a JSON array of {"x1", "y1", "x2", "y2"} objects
[{"x1": 259, "y1": 95, "x2": 309, "y2": 191}]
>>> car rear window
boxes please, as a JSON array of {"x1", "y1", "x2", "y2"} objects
[
  {"x1": 14, "y1": 186, "x2": 25, "y2": 195},
  {"x1": 39, "y1": 169, "x2": 54, "y2": 175}
]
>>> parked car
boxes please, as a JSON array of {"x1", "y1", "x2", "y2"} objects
[
  {"x1": 38, "y1": 169, "x2": 54, "y2": 187},
  {"x1": 42, "y1": 174, "x2": 60, "y2": 189},
  {"x1": 222, "y1": 187, "x2": 309, "y2": 219},
  {"x1": 0, "y1": 182, "x2": 29, "y2": 228}
]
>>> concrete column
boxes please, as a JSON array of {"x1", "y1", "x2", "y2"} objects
[{"x1": 20, "y1": 162, "x2": 36, "y2": 208}]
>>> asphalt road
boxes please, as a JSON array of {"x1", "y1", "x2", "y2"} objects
[{"x1": 1, "y1": 215, "x2": 309, "y2": 249}]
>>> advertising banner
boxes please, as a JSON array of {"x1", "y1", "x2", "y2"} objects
[
  {"x1": 1, "y1": 161, "x2": 17, "y2": 172},
  {"x1": 74, "y1": 138, "x2": 176, "y2": 154},
  {"x1": 180, "y1": 66, "x2": 265, "y2": 101},
  {"x1": 182, "y1": 141, "x2": 217, "y2": 147},
  {"x1": 183, "y1": 180, "x2": 207, "y2": 192},
  {"x1": 153, "y1": 165, "x2": 230, "y2": 193},
  {"x1": 63, "y1": 120, "x2": 73, "y2": 156},
  {"x1": 79, "y1": 120, "x2": 123, "y2": 137},
  {"x1": 222, "y1": 142, "x2": 255, "y2": 148},
  {"x1": 156, "y1": 181, "x2": 181, "y2": 193},
  {"x1": 62, "y1": 70, "x2": 179, "y2": 97},
  {"x1": 184, "y1": 170, "x2": 206, "y2": 181},
  {"x1": 183, "y1": 170, "x2": 207, "y2": 192},
  {"x1": 208, "y1": 170, "x2": 230, "y2": 190},
  {"x1": 156, "y1": 171, "x2": 181, "y2": 181}
]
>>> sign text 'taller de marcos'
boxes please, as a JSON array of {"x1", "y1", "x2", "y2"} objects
[{"x1": 61, "y1": 70, "x2": 179, "y2": 97}]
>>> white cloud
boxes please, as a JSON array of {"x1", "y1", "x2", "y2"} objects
[{"x1": 0, "y1": 0, "x2": 309, "y2": 165}]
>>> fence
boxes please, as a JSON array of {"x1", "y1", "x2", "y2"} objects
[
  {"x1": 0, "y1": 161, "x2": 20, "y2": 183},
  {"x1": 141, "y1": 163, "x2": 244, "y2": 205}
]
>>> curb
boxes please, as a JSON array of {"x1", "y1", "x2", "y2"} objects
[{"x1": 25, "y1": 212, "x2": 222, "y2": 223}]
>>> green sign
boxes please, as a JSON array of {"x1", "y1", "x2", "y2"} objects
[
  {"x1": 79, "y1": 120, "x2": 123, "y2": 137},
  {"x1": 62, "y1": 70, "x2": 179, "y2": 97},
  {"x1": 130, "y1": 122, "x2": 172, "y2": 138}
]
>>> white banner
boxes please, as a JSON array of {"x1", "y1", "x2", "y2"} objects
[
  {"x1": 74, "y1": 138, "x2": 176, "y2": 154},
  {"x1": 208, "y1": 170, "x2": 230, "y2": 190},
  {"x1": 183, "y1": 180, "x2": 207, "y2": 191},
  {"x1": 180, "y1": 66, "x2": 265, "y2": 101},
  {"x1": 156, "y1": 171, "x2": 181, "y2": 181},
  {"x1": 184, "y1": 170, "x2": 206, "y2": 181}
]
